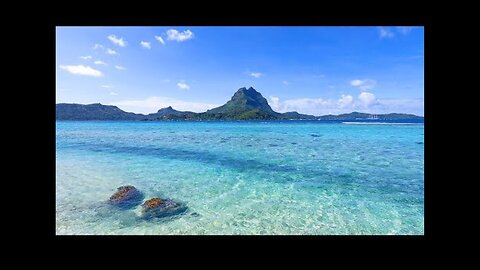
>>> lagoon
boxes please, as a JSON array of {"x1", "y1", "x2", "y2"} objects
[{"x1": 56, "y1": 120, "x2": 424, "y2": 235}]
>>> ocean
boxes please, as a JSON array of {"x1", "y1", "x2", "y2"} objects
[{"x1": 56, "y1": 120, "x2": 424, "y2": 235}]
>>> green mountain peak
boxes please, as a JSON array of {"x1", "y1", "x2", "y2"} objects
[{"x1": 206, "y1": 86, "x2": 275, "y2": 116}]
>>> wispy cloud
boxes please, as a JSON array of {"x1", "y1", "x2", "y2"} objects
[
  {"x1": 80, "y1": 55, "x2": 92, "y2": 60},
  {"x1": 378, "y1": 27, "x2": 394, "y2": 39},
  {"x1": 396, "y1": 27, "x2": 414, "y2": 35},
  {"x1": 93, "y1": 44, "x2": 117, "y2": 55},
  {"x1": 350, "y1": 79, "x2": 377, "y2": 91},
  {"x1": 109, "y1": 92, "x2": 118, "y2": 96},
  {"x1": 166, "y1": 29, "x2": 194, "y2": 42},
  {"x1": 106, "y1": 48, "x2": 117, "y2": 55},
  {"x1": 250, "y1": 72, "x2": 263, "y2": 78},
  {"x1": 282, "y1": 80, "x2": 290, "y2": 85},
  {"x1": 269, "y1": 93, "x2": 423, "y2": 116},
  {"x1": 140, "y1": 41, "x2": 151, "y2": 49},
  {"x1": 177, "y1": 81, "x2": 190, "y2": 90},
  {"x1": 59, "y1": 65, "x2": 103, "y2": 77},
  {"x1": 115, "y1": 65, "x2": 126, "y2": 71},
  {"x1": 111, "y1": 96, "x2": 219, "y2": 114},
  {"x1": 101, "y1": 85, "x2": 113, "y2": 88},
  {"x1": 107, "y1": 35, "x2": 127, "y2": 47},
  {"x1": 376, "y1": 98, "x2": 424, "y2": 116},
  {"x1": 93, "y1": 44, "x2": 104, "y2": 50},
  {"x1": 94, "y1": 60, "x2": 107, "y2": 65},
  {"x1": 155, "y1": 35, "x2": 165, "y2": 45}
]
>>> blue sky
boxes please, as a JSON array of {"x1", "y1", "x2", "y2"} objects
[{"x1": 56, "y1": 26, "x2": 424, "y2": 116}]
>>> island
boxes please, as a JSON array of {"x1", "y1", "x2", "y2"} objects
[{"x1": 56, "y1": 87, "x2": 423, "y2": 121}]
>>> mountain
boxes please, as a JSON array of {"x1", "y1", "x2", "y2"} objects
[
  {"x1": 281, "y1": 111, "x2": 317, "y2": 120},
  {"x1": 200, "y1": 87, "x2": 279, "y2": 119},
  {"x1": 56, "y1": 103, "x2": 144, "y2": 120},
  {"x1": 147, "y1": 106, "x2": 196, "y2": 120},
  {"x1": 56, "y1": 87, "x2": 424, "y2": 120},
  {"x1": 317, "y1": 111, "x2": 423, "y2": 120}
]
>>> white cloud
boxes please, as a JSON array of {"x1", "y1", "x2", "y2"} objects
[
  {"x1": 115, "y1": 65, "x2": 126, "y2": 70},
  {"x1": 268, "y1": 93, "x2": 422, "y2": 116},
  {"x1": 269, "y1": 96, "x2": 281, "y2": 109},
  {"x1": 338, "y1": 94, "x2": 354, "y2": 108},
  {"x1": 177, "y1": 81, "x2": 190, "y2": 90},
  {"x1": 80, "y1": 55, "x2": 92, "y2": 60},
  {"x1": 250, "y1": 72, "x2": 263, "y2": 78},
  {"x1": 377, "y1": 98, "x2": 424, "y2": 116},
  {"x1": 59, "y1": 65, "x2": 103, "y2": 77},
  {"x1": 101, "y1": 85, "x2": 113, "y2": 88},
  {"x1": 166, "y1": 29, "x2": 194, "y2": 42},
  {"x1": 358, "y1": 92, "x2": 378, "y2": 107},
  {"x1": 93, "y1": 43, "x2": 118, "y2": 55},
  {"x1": 396, "y1": 27, "x2": 414, "y2": 35},
  {"x1": 94, "y1": 60, "x2": 107, "y2": 65},
  {"x1": 110, "y1": 92, "x2": 118, "y2": 96},
  {"x1": 111, "y1": 96, "x2": 219, "y2": 114},
  {"x1": 155, "y1": 35, "x2": 165, "y2": 45},
  {"x1": 350, "y1": 79, "x2": 377, "y2": 91},
  {"x1": 140, "y1": 41, "x2": 151, "y2": 49},
  {"x1": 378, "y1": 27, "x2": 394, "y2": 38},
  {"x1": 350, "y1": 80, "x2": 362, "y2": 87},
  {"x1": 269, "y1": 97, "x2": 332, "y2": 115},
  {"x1": 93, "y1": 44, "x2": 104, "y2": 50},
  {"x1": 107, "y1": 35, "x2": 127, "y2": 47},
  {"x1": 282, "y1": 80, "x2": 290, "y2": 85}
]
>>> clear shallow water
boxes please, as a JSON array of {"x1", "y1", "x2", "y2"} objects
[{"x1": 56, "y1": 120, "x2": 424, "y2": 235}]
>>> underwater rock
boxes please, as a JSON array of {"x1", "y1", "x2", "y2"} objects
[
  {"x1": 141, "y1": 197, "x2": 187, "y2": 219},
  {"x1": 108, "y1": 185, "x2": 144, "y2": 208}
]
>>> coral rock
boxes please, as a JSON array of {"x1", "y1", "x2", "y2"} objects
[
  {"x1": 141, "y1": 197, "x2": 187, "y2": 219},
  {"x1": 108, "y1": 185, "x2": 144, "y2": 208}
]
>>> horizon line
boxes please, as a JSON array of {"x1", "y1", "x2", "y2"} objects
[{"x1": 55, "y1": 102, "x2": 424, "y2": 117}]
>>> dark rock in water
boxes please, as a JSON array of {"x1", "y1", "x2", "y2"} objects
[
  {"x1": 291, "y1": 142, "x2": 297, "y2": 145},
  {"x1": 191, "y1": 212, "x2": 200, "y2": 217},
  {"x1": 108, "y1": 185, "x2": 144, "y2": 208},
  {"x1": 416, "y1": 142, "x2": 424, "y2": 145},
  {"x1": 141, "y1": 197, "x2": 187, "y2": 219},
  {"x1": 310, "y1": 134, "x2": 322, "y2": 138}
]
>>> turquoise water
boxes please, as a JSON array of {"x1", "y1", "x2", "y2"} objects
[{"x1": 56, "y1": 120, "x2": 424, "y2": 235}]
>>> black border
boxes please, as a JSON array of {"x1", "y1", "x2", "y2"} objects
[{"x1": 36, "y1": 5, "x2": 437, "y2": 252}]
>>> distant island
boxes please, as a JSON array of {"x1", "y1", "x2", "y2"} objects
[{"x1": 56, "y1": 87, "x2": 423, "y2": 121}]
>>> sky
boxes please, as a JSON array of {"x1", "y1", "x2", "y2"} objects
[{"x1": 56, "y1": 26, "x2": 424, "y2": 116}]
